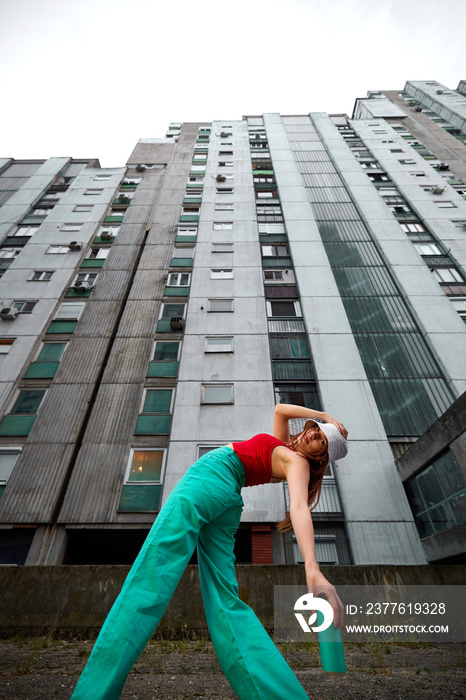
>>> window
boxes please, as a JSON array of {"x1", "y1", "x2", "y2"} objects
[
  {"x1": 451, "y1": 298, "x2": 466, "y2": 321},
  {"x1": 94, "y1": 174, "x2": 111, "y2": 181},
  {"x1": 125, "y1": 450, "x2": 165, "y2": 484},
  {"x1": 218, "y1": 161, "x2": 233, "y2": 167},
  {"x1": 210, "y1": 269, "x2": 234, "y2": 279},
  {"x1": 258, "y1": 223, "x2": 286, "y2": 234},
  {"x1": 54, "y1": 302, "x2": 85, "y2": 320},
  {"x1": 360, "y1": 160, "x2": 380, "y2": 169},
  {"x1": 0, "y1": 448, "x2": 21, "y2": 486},
  {"x1": 73, "y1": 272, "x2": 98, "y2": 285},
  {"x1": 11, "y1": 390, "x2": 46, "y2": 414},
  {"x1": 12, "y1": 301, "x2": 36, "y2": 314},
  {"x1": 160, "y1": 303, "x2": 186, "y2": 320},
  {"x1": 261, "y1": 244, "x2": 289, "y2": 257},
  {"x1": 215, "y1": 203, "x2": 234, "y2": 210},
  {"x1": 202, "y1": 384, "x2": 233, "y2": 404},
  {"x1": 431, "y1": 267, "x2": 463, "y2": 284},
  {"x1": 141, "y1": 389, "x2": 173, "y2": 415},
  {"x1": 208, "y1": 299, "x2": 233, "y2": 312},
  {"x1": 153, "y1": 341, "x2": 180, "y2": 361},
  {"x1": 84, "y1": 188, "x2": 103, "y2": 195},
  {"x1": 205, "y1": 337, "x2": 234, "y2": 353},
  {"x1": 413, "y1": 243, "x2": 442, "y2": 256},
  {"x1": 123, "y1": 177, "x2": 141, "y2": 185},
  {"x1": 167, "y1": 272, "x2": 190, "y2": 286},
  {"x1": 61, "y1": 223, "x2": 83, "y2": 232},
  {"x1": 74, "y1": 205, "x2": 93, "y2": 212},
  {"x1": 213, "y1": 222, "x2": 233, "y2": 230},
  {"x1": 267, "y1": 300, "x2": 301, "y2": 317},
  {"x1": 399, "y1": 159, "x2": 417, "y2": 165},
  {"x1": 401, "y1": 222, "x2": 426, "y2": 233},
  {"x1": 270, "y1": 336, "x2": 309, "y2": 359},
  {"x1": 87, "y1": 248, "x2": 110, "y2": 260},
  {"x1": 212, "y1": 243, "x2": 233, "y2": 253},
  {"x1": 98, "y1": 225, "x2": 120, "y2": 239},
  {"x1": 12, "y1": 225, "x2": 39, "y2": 237},
  {"x1": 30, "y1": 271, "x2": 54, "y2": 281},
  {"x1": 47, "y1": 246, "x2": 69, "y2": 254},
  {"x1": 435, "y1": 201, "x2": 456, "y2": 208},
  {"x1": 409, "y1": 172, "x2": 427, "y2": 178},
  {"x1": 216, "y1": 188, "x2": 233, "y2": 194},
  {"x1": 0, "y1": 248, "x2": 20, "y2": 259},
  {"x1": 274, "y1": 384, "x2": 319, "y2": 408},
  {"x1": 0, "y1": 339, "x2": 14, "y2": 355},
  {"x1": 263, "y1": 270, "x2": 295, "y2": 283}
]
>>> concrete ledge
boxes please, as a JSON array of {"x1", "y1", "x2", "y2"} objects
[{"x1": 0, "y1": 565, "x2": 465, "y2": 638}]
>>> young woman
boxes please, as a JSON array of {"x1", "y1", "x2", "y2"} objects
[{"x1": 71, "y1": 404, "x2": 348, "y2": 700}]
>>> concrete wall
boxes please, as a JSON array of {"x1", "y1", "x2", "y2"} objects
[{"x1": 0, "y1": 564, "x2": 464, "y2": 637}]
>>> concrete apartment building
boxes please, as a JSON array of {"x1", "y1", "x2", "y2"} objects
[{"x1": 0, "y1": 80, "x2": 465, "y2": 569}]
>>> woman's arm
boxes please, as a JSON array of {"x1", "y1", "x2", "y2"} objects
[
  {"x1": 273, "y1": 403, "x2": 330, "y2": 442},
  {"x1": 286, "y1": 455, "x2": 344, "y2": 628},
  {"x1": 273, "y1": 403, "x2": 348, "y2": 441}
]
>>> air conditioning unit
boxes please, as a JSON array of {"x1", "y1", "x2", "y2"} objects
[
  {"x1": 0, "y1": 307, "x2": 19, "y2": 321},
  {"x1": 117, "y1": 195, "x2": 130, "y2": 204},
  {"x1": 72, "y1": 281, "x2": 91, "y2": 292},
  {"x1": 438, "y1": 162, "x2": 449, "y2": 171},
  {"x1": 136, "y1": 164, "x2": 146, "y2": 172},
  {"x1": 100, "y1": 231, "x2": 114, "y2": 241},
  {"x1": 216, "y1": 174, "x2": 226, "y2": 182},
  {"x1": 69, "y1": 241, "x2": 83, "y2": 250},
  {"x1": 170, "y1": 317, "x2": 184, "y2": 331},
  {"x1": 414, "y1": 106, "x2": 422, "y2": 112},
  {"x1": 436, "y1": 89, "x2": 444, "y2": 94},
  {"x1": 431, "y1": 185, "x2": 445, "y2": 194},
  {"x1": 220, "y1": 132, "x2": 231, "y2": 138}
]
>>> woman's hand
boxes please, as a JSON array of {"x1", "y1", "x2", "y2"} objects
[
  {"x1": 306, "y1": 566, "x2": 344, "y2": 630},
  {"x1": 325, "y1": 414, "x2": 348, "y2": 440}
]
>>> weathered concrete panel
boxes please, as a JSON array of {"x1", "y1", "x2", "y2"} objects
[
  {"x1": 0, "y1": 565, "x2": 464, "y2": 636},
  {"x1": 0, "y1": 443, "x2": 76, "y2": 523},
  {"x1": 58, "y1": 443, "x2": 131, "y2": 523}
]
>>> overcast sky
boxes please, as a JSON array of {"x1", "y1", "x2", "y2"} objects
[{"x1": 1, "y1": 0, "x2": 465, "y2": 168}]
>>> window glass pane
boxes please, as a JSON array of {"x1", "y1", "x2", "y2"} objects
[
  {"x1": 128, "y1": 450, "x2": 163, "y2": 482},
  {"x1": 274, "y1": 384, "x2": 320, "y2": 409},
  {"x1": 153, "y1": 342, "x2": 179, "y2": 361},
  {"x1": 11, "y1": 390, "x2": 45, "y2": 414},
  {"x1": 161, "y1": 304, "x2": 185, "y2": 318},
  {"x1": 142, "y1": 390, "x2": 172, "y2": 414},
  {"x1": 203, "y1": 385, "x2": 232, "y2": 403},
  {"x1": 0, "y1": 452, "x2": 19, "y2": 482},
  {"x1": 209, "y1": 299, "x2": 233, "y2": 312},
  {"x1": 206, "y1": 337, "x2": 233, "y2": 352},
  {"x1": 433, "y1": 451, "x2": 466, "y2": 499},
  {"x1": 270, "y1": 302, "x2": 297, "y2": 317},
  {"x1": 36, "y1": 343, "x2": 66, "y2": 362},
  {"x1": 55, "y1": 302, "x2": 85, "y2": 319}
]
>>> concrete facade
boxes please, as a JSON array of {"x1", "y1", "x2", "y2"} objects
[{"x1": 1, "y1": 80, "x2": 466, "y2": 569}]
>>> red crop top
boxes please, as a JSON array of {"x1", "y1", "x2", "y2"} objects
[{"x1": 232, "y1": 433, "x2": 291, "y2": 487}]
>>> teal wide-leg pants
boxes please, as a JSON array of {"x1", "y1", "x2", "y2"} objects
[{"x1": 71, "y1": 447, "x2": 309, "y2": 699}]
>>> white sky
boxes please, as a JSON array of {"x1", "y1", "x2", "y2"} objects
[{"x1": 1, "y1": 0, "x2": 465, "y2": 168}]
